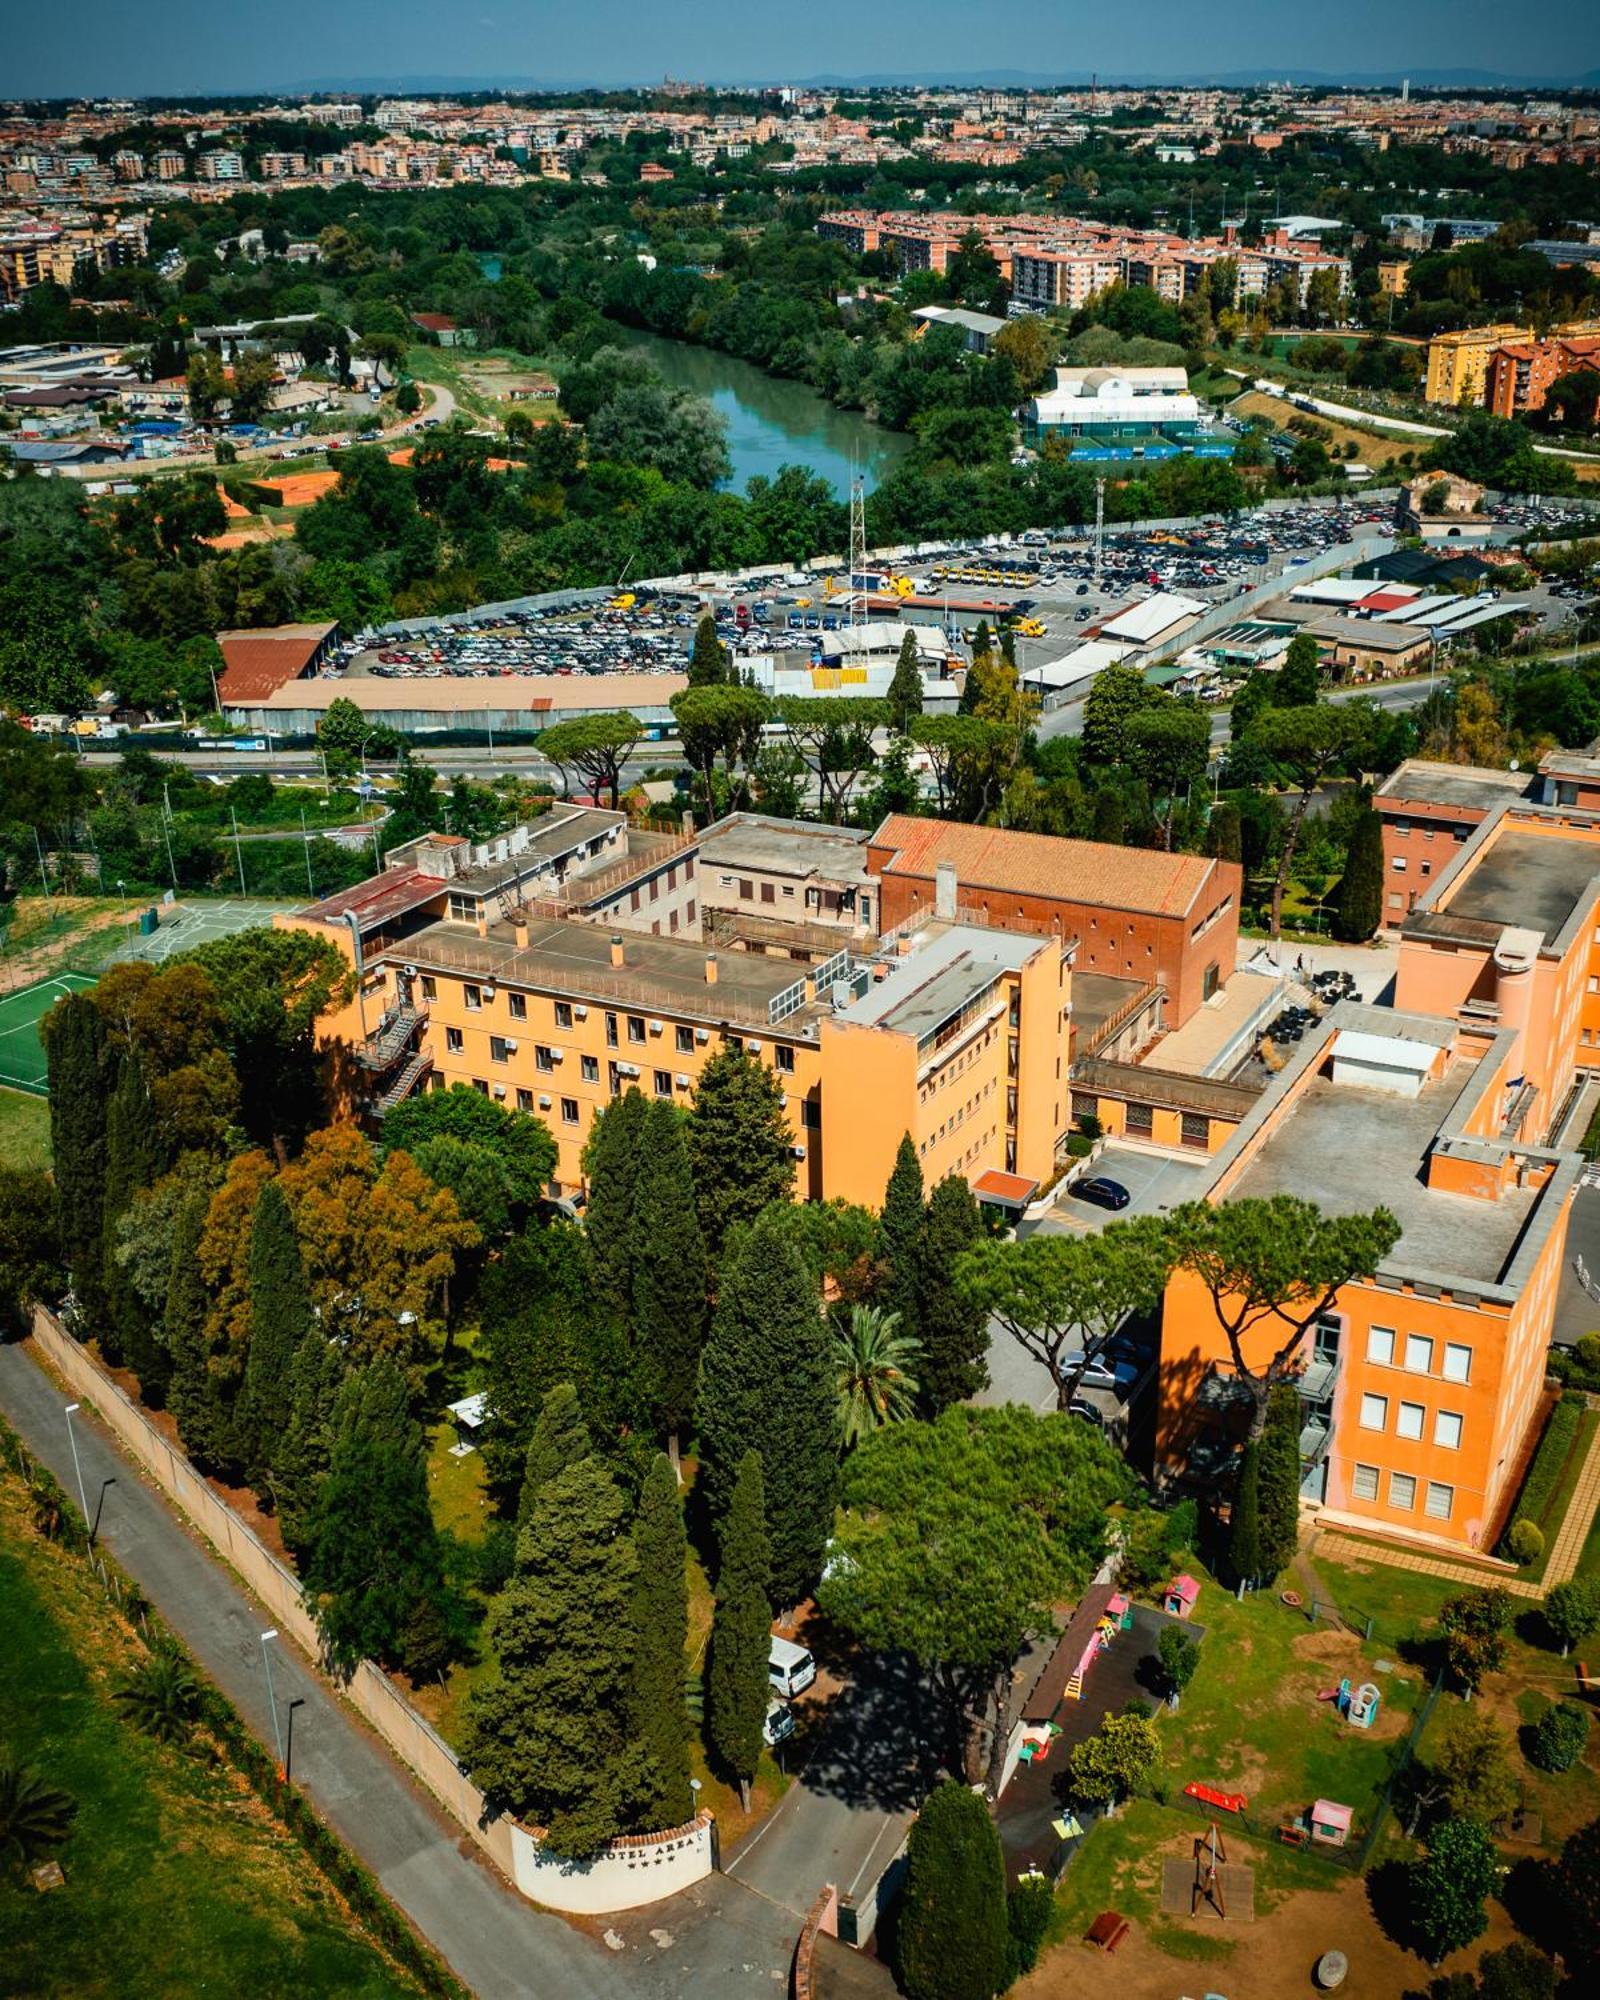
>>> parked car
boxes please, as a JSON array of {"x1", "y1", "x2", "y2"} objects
[
  {"x1": 1066, "y1": 1398, "x2": 1104, "y2": 1427},
  {"x1": 1072, "y1": 1176, "x2": 1131, "y2": 1211},
  {"x1": 1057, "y1": 1351, "x2": 1143, "y2": 1393},
  {"x1": 763, "y1": 1700, "x2": 796, "y2": 1748},
  {"x1": 768, "y1": 1636, "x2": 816, "y2": 1700}
]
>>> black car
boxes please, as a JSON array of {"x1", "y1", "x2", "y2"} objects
[
  {"x1": 1066, "y1": 1398, "x2": 1104, "y2": 1427},
  {"x1": 1073, "y1": 1176, "x2": 1131, "y2": 1211}
]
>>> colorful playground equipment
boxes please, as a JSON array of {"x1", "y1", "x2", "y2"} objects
[
  {"x1": 1183, "y1": 1780, "x2": 1248, "y2": 1815},
  {"x1": 1164, "y1": 1574, "x2": 1202, "y2": 1619},
  {"x1": 1319, "y1": 1677, "x2": 1380, "y2": 1728},
  {"x1": 1280, "y1": 1799, "x2": 1354, "y2": 1849},
  {"x1": 1064, "y1": 1592, "x2": 1133, "y2": 1700}
]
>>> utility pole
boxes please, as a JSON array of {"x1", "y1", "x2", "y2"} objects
[
  {"x1": 229, "y1": 805, "x2": 247, "y2": 896},
  {"x1": 1093, "y1": 477, "x2": 1106, "y2": 592},
  {"x1": 32, "y1": 826, "x2": 54, "y2": 918},
  {"x1": 300, "y1": 805, "x2": 316, "y2": 897}
]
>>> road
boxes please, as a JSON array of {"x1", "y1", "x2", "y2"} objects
[{"x1": 0, "y1": 1338, "x2": 799, "y2": 2000}]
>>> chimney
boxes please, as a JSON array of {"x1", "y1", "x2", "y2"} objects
[
  {"x1": 935, "y1": 861, "x2": 958, "y2": 922},
  {"x1": 681, "y1": 809, "x2": 695, "y2": 837},
  {"x1": 475, "y1": 909, "x2": 489, "y2": 939},
  {"x1": 610, "y1": 934, "x2": 625, "y2": 968},
  {"x1": 513, "y1": 917, "x2": 529, "y2": 949},
  {"x1": 705, "y1": 951, "x2": 719, "y2": 986}
]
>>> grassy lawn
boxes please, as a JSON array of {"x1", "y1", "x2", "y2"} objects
[
  {"x1": 0, "y1": 1461, "x2": 431, "y2": 1998},
  {"x1": 0, "y1": 1086, "x2": 51, "y2": 1169},
  {"x1": 1230, "y1": 389, "x2": 1421, "y2": 468}
]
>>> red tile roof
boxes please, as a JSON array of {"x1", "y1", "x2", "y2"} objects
[
  {"x1": 869, "y1": 815, "x2": 1215, "y2": 919},
  {"x1": 217, "y1": 621, "x2": 338, "y2": 702}
]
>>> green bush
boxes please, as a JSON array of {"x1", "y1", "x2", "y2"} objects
[
  {"x1": 1508, "y1": 1519, "x2": 1545, "y2": 1566},
  {"x1": 1551, "y1": 1332, "x2": 1600, "y2": 1394},
  {"x1": 1006, "y1": 1873, "x2": 1054, "y2": 1983},
  {"x1": 1528, "y1": 1702, "x2": 1590, "y2": 1774},
  {"x1": 1497, "y1": 1396, "x2": 1582, "y2": 1557}
]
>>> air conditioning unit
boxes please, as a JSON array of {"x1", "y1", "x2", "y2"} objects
[
  {"x1": 549, "y1": 1046, "x2": 565, "y2": 1062},
  {"x1": 695, "y1": 1027, "x2": 711, "y2": 1043},
  {"x1": 648, "y1": 1019, "x2": 665, "y2": 1035},
  {"x1": 503, "y1": 1038, "x2": 518, "y2": 1052},
  {"x1": 675, "y1": 1072, "x2": 691, "y2": 1088},
  {"x1": 538, "y1": 1094, "x2": 552, "y2": 1110},
  {"x1": 402, "y1": 964, "x2": 417, "y2": 978},
  {"x1": 791, "y1": 1144, "x2": 807, "y2": 1160},
  {"x1": 619, "y1": 1062, "x2": 640, "y2": 1077},
  {"x1": 746, "y1": 1038, "x2": 763, "y2": 1054},
  {"x1": 484, "y1": 983, "x2": 497, "y2": 1000},
  {"x1": 574, "y1": 1004, "x2": 589, "y2": 1019},
  {"x1": 492, "y1": 1084, "x2": 507, "y2": 1099}
]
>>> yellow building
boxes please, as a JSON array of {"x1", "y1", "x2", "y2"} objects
[{"x1": 1424, "y1": 322, "x2": 1531, "y2": 406}]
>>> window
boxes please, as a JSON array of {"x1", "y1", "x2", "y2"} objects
[
  {"x1": 463, "y1": 983, "x2": 482, "y2": 1011},
  {"x1": 628, "y1": 1015, "x2": 646, "y2": 1044},
  {"x1": 1359, "y1": 1392, "x2": 1388, "y2": 1432},
  {"x1": 447, "y1": 892, "x2": 476, "y2": 921},
  {"x1": 1426, "y1": 1481, "x2": 1454, "y2": 1521},
  {"x1": 776, "y1": 1045, "x2": 795, "y2": 1074},
  {"x1": 1442, "y1": 1343, "x2": 1472, "y2": 1384},
  {"x1": 561, "y1": 1097, "x2": 579, "y2": 1125},
  {"x1": 471, "y1": 1078, "x2": 489, "y2": 1096},
  {"x1": 1404, "y1": 1333, "x2": 1434, "y2": 1375},
  {"x1": 508, "y1": 993, "x2": 527, "y2": 1021},
  {"x1": 446, "y1": 1026, "x2": 464, "y2": 1053},
  {"x1": 581, "y1": 1054, "x2": 599, "y2": 1082},
  {"x1": 555, "y1": 1001, "x2": 573, "y2": 1030},
  {"x1": 1367, "y1": 1326, "x2": 1395, "y2": 1366},
  {"x1": 676, "y1": 1026, "x2": 694, "y2": 1054},
  {"x1": 654, "y1": 1070, "x2": 673, "y2": 1098},
  {"x1": 516, "y1": 1088, "x2": 533, "y2": 1111},
  {"x1": 1391, "y1": 857, "x2": 1408, "y2": 873},
  {"x1": 607, "y1": 1062, "x2": 622, "y2": 1098},
  {"x1": 420, "y1": 975, "x2": 437, "y2": 1000},
  {"x1": 1396, "y1": 1401, "x2": 1425, "y2": 1441},
  {"x1": 490, "y1": 1035, "x2": 509, "y2": 1064},
  {"x1": 1389, "y1": 1472, "x2": 1417, "y2": 1511},
  {"x1": 1435, "y1": 1410, "x2": 1463, "y2": 1450},
  {"x1": 760, "y1": 881, "x2": 776, "y2": 905},
  {"x1": 536, "y1": 1046, "x2": 554, "y2": 1073},
  {"x1": 605, "y1": 1013, "x2": 618, "y2": 1047},
  {"x1": 1352, "y1": 1463, "x2": 1380, "y2": 1502}
]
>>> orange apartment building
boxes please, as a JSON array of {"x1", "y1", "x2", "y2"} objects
[
  {"x1": 1373, "y1": 759, "x2": 1533, "y2": 924},
  {"x1": 1485, "y1": 333, "x2": 1600, "y2": 418},
  {"x1": 867, "y1": 815, "x2": 1241, "y2": 1029},
  {"x1": 1158, "y1": 1006, "x2": 1580, "y2": 1555}
]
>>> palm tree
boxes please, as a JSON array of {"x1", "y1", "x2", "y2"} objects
[
  {"x1": 0, "y1": 1764, "x2": 76, "y2": 1874},
  {"x1": 115, "y1": 1645, "x2": 202, "y2": 1745},
  {"x1": 831, "y1": 1304, "x2": 922, "y2": 1448}
]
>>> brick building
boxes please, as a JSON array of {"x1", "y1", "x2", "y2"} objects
[{"x1": 1374, "y1": 760, "x2": 1534, "y2": 924}]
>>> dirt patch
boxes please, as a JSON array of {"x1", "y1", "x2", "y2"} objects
[{"x1": 0, "y1": 902, "x2": 126, "y2": 992}]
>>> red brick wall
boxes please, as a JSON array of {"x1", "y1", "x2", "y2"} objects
[{"x1": 1376, "y1": 799, "x2": 1485, "y2": 925}]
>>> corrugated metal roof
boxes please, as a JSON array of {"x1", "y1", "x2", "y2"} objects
[{"x1": 217, "y1": 622, "x2": 337, "y2": 702}]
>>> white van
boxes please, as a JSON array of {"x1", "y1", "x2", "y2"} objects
[{"x1": 768, "y1": 1636, "x2": 816, "y2": 1700}]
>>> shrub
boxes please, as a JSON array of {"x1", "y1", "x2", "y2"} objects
[
  {"x1": 1497, "y1": 1397, "x2": 1582, "y2": 1558},
  {"x1": 1528, "y1": 1702, "x2": 1590, "y2": 1774},
  {"x1": 896, "y1": 1781, "x2": 1009, "y2": 2000},
  {"x1": 1507, "y1": 1519, "x2": 1545, "y2": 1566},
  {"x1": 1006, "y1": 1873, "x2": 1054, "y2": 1983}
]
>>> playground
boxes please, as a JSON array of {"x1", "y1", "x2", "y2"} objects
[{"x1": 0, "y1": 972, "x2": 97, "y2": 1095}]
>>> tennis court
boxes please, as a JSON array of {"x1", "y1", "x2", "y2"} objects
[{"x1": 0, "y1": 972, "x2": 98, "y2": 1095}]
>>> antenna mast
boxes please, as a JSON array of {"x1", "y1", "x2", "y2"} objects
[
  {"x1": 1093, "y1": 477, "x2": 1105, "y2": 592},
  {"x1": 847, "y1": 463, "x2": 867, "y2": 668}
]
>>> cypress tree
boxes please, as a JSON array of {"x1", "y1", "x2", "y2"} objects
[
  {"x1": 916, "y1": 1175, "x2": 988, "y2": 1414},
  {"x1": 1257, "y1": 1383, "x2": 1303, "y2": 1583},
  {"x1": 43, "y1": 992, "x2": 108, "y2": 1331},
  {"x1": 685, "y1": 1044, "x2": 796, "y2": 1258},
  {"x1": 101, "y1": 1051, "x2": 167, "y2": 1384},
  {"x1": 517, "y1": 1381, "x2": 591, "y2": 1527},
  {"x1": 629, "y1": 1453, "x2": 693, "y2": 1830},
  {"x1": 462, "y1": 1455, "x2": 639, "y2": 1858},
  {"x1": 631, "y1": 1100, "x2": 707, "y2": 1465},
  {"x1": 583, "y1": 1088, "x2": 649, "y2": 1317},
  {"x1": 1206, "y1": 800, "x2": 1243, "y2": 866},
  {"x1": 696, "y1": 1208, "x2": 839, "y2": 1605},
  {"x1": 880, "y1": 1134, "x2": 925, "y2": 1343},
  {"x1": 887, "y1": 629, "x2": 924, "y2": 735},
  {"x1": 275, "y1": 1327, "x2": 348, "y2": 1560},
  {"x1": 897, "y1": 1780, "x2": 1010, "y2": 2000},
  {"x1": 707, "y1": 1450, "x2": 773, "y2": 1812},
  {"x1": 1276, "y1": 633, "x2": 1322, "y2": 708},
  {"x1": 688, "y1": 613, "x2": 731, "y2": 687},
  {"x1": 1334, "y1": 806, "x2": 1384, "y2": 943},
  {"x1": 165, "y1": 1185, "x2": 232, "y2": 1471},
  {"x1": 238, "y1": 1180, "x2": 312, "y2": 1491},
  {"x1": 1229, "y1": 1438, "x2": 1264, "y2": 1587},
  {"x1": 1091, "y1": 787, "x2": 1126, "y2": 845}
]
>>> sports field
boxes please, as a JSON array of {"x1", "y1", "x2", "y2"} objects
[{"x1": 0, "y1": 971, "x2": 97, "y2": 1095}]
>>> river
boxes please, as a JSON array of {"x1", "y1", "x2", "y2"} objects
[{"x1": 617, "y1": 327, "x2": 912, "y2": 499}]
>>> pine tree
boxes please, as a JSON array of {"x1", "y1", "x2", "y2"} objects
[
  {"x1": 896, "y1": 1780, "x2": 1010, "y2": 2000},
  {"x1": 887, "y1": 629, "x2": 924, "y2": 734},
  {"x1": 629, "y1": 1453, "x2": 693, "y2": 1830},
  {"x1": 688, "y1": 613, "x2": 731, "y2": 687},
  {"x1": 43, "y1": 992, "x2": 108, "y2": 1330},
  {"x1": 238, "y1": 1180, "x2": 312, "y2": 1492},
  {"x1": 582, "y1": 1088, "x2": 649, "y2": 1317},
  {"x1": 165, "y1": 1185, "x2": 234, "y2": 1472},
  {"x1": 1229, "y1": 1438, "x2": 1264, "y2": 1587},
  {"x1": 916, "y1": 1175, "x2": 988, "y2": 1414},
  {"x1": 274, "y1": 1327, "x2": 348, "y2": 1559},
  {"x1": 517, "y1": 1381, "x2": 591, "y2": 1527},
  {"x1": 100, "y1": 1052, "x2": 167, "y2": 1384},
  {"x1": 631, "y1": 1100, "x2": 707, "y2": 1463},
  {"x1": 1334, "y1": 806, "x2": 1384, "y2": 943},
  {"x1": 707, "y1": 1450, "x2": 772, "y2": 1812},
  {"x1": 1206, "y1": 800, "x2": 1243, "y2": 865},
  {"x1": 1256, "y1": 1383, "x2": 1303, "y2": 1582},
  {"x1": 880, "y1": 1134, "x2": 925, "y2": 1343},
  {"x1": 696, "y1": 1208, "x2": 839, "y2": 1605},
  {"x1": 1276, "y1": 633, "x2": 1322, "y2": 708},
  {"x1": 462, "y1": 1455, "x2": 639, "y2": 1858},
  {"x1": 686, "y1": 1044, "x2": 796, "y2": 1258},
  {"x1": 1090, "y1": 787, "x2": 1126, "y2": 845}
]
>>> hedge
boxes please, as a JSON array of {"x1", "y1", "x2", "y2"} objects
[{"x1": 1497, "y1": 1394, "x2": 1584, "y2": 1558}]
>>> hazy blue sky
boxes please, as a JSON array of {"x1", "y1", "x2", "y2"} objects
[{"x1": 10, "y1": 0, "x2": 1598, "y2": 97}]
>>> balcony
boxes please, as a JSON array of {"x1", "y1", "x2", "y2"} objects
[
  {"x1": 355, "y1": 1001, "x2": 426, "y2": 1073},
  {"x1": 1297, "y1": 1349, "x2": 1340, "y2": 1406},
  {"x1": 1299, "y1": 1411, "x2": 1332, "y2": 1471}
]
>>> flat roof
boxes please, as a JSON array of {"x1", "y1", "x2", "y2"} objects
[
  {"x1": 1307, "y1": 615, "x2": 1432, "y2": 651},
  {"x1": 1099, "y1": 592, "x2": 1205, "y2": 645},
  {"x1": 698, "y1": 814, "x2": 871, "y2": 886},
  {"x1": 836, "y1": 923, "x2": 1041, "y2": 1042},
  {"x1": 1442, "y1": 829, "x2": 1600, "y2": 948},
  {"x1": 242, "y1": 671, "x2": 688, "y2": 715},
  {"x1": 1376, "y1": 760, "x2": 1533, "y2": 814}
]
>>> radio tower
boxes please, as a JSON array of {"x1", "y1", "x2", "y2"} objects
[
  {"x1": 846, "y1": 463, "x2": 868, "y2": 668},
  {"x1": 1092, "y1": 477, "x2": 1106, "y2": 592}
]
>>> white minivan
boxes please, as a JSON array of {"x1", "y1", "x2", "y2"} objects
[{"x1": 767, "y1": 1636, "x2": 816, "y2": 1700}]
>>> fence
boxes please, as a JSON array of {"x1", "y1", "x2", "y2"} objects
[{"x1": 27, "y1": 1308, "x2": 716, "y2": 1915}]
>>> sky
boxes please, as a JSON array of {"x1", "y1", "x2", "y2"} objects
[{"x1": 9, "y1": 0, "x2": 1599, "y2": 98}]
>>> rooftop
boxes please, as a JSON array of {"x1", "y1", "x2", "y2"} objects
[
  {"x1": 698, "y1": 813, "x2": 872, "y2": 887},
  {"x1": 1440, "y1": 828, "x2": 1600, "y2": 948},
  {"x1": 836, "y1": 922, "x2": 1043, "y2": 1044},
  {"x1": 242, "y1": 671, "x2": 688, "y2": 716},
  {"x1": 870, "y1": 814, "x2": 1218, "y2": 919},
  {"x1": 1376, "y1": 760, "x2": 1534, "y2": 814},
  {"x1": 217, "y1": 621, "x2": 337, "y2": 703}
]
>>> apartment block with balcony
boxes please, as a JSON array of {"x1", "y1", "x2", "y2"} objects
[{"x1": 1158, "y1": 1007, "x2": 1580, "y2": 1556}]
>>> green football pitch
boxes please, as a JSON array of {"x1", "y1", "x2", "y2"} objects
[{"x1": 0, "y1": 972, "x2": 98, "y2": 1094}]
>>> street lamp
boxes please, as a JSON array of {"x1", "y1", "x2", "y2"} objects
[
  {"x1": 286, "y1": 1697, "x2": 307, "y2": 1784},
  {"x1": 260, "y1": 1630, "x2": 286, "y2": 1771},
  {"x1": 91, "y1": 1476, "x2": 117, "y2": 1545},
  {"x1": 63, "y1": 1403, "x2": 90, "y2": 1528}
]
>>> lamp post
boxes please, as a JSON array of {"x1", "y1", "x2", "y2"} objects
[
  {"x1": 285, "y1": 1697, "x2": 306, "y2": 1784},
  {"x1": 91, "y1": 1476, "x2": 117, "y2": 1545},
  {"x1": 63, "y1": 1402, "x2": 90, "y2": 1528},
  {"x1": 260, "y1": 1630, "x2": 286, "y2": 1772}
]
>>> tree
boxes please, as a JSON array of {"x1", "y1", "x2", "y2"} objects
[
  {"x1": 537, "y1": 713, "x2": 645, "y2": 809},
  {"x1": 631, "y1": 1099, "x2": 708, "y2": 1464},
  {"x1": 671, "y1": 685, "x2": 768, "y2": 820},
  {"x1": 237, "y1": 1179, "x2": 311, "y2": 1489},
  {"x1": 229, "y1": 350, "x2": 278, "y2": 426},
  {"x1": 164, "y1": 1184, "x2": 233, "y2": 1470},
  {"x1": 686, "y1": 1044, "x2": 796, "y2": 1257},
  {"x1": 1256, "y1": 1383, "x2": 1302, "y2": 1582},
  {"x1": 908, "y1": 714, "x2": 1014, "y2": 821},
  {"x1": 99, "y1": 1050, "x2": 167, "y2": 1379},
  {"x1": 957, "y1": 1220, "x2": 1172, "y2": 1412},
  {"x1": 1552, "y1": 1814, "x2": 1600, "y2": 1978},
  {"x1": 115, "y1": 1643, "x2": 202, "y2": 1745},
  {"x1": 688, "y1": 612, "x2": 732, "y2": 687},
  {"x1": 517, "y1": 1381, "x2": 591, "y2": 1527},
  {"x1": 833, "y1": 1304, "x2": 922, "y2": 1446},
  {"x1": 185, "y1": 347, "x2": 227, "y2": 424},
  {"x1": 1411, "y1": 1817, "x2": 1501, "y2": 1963},
  {"x1": 1334, "y1": 804, "x2": 1384, "y2": 942},
  {"x1": 1167, "y1": 1196, "x2": 1401, "y2": 1437},
  {"x1": 274, "y1": 1326, "x2": 348, "y2": 1558},
  {"x1": 706, "y1": 1450, "x2": 772, "y2": 1812},
  {"x1": 395, "y1": 379, "x2": 422, "y2": 416},
  {"x1": 776, "y1": 697, "x2": 889, "y2": 819},
  {"x1": 1247, "y1": 704, "x2": 1370, "y2": 938},
  {"x1": 695, "y1": 1208, "x2": 838, "y2": 1605},
  {"x1": 0, "y1": 1167, "x2": 60, "y2": 1336},
  {"x1": 629, "y1": 1454, "x2": 693, "y2": 1830},
  {"x1": 880, "y1": 1133, "x2": 925, "y2": 1340},
  {"x1": 582, "y1": 1087, "x2": 651, "y2": 1318},
  {"x1": 1440, "y1": 1587, "x2": 1514, "y2": 1697},
  {"x1": 992, "y1": 314, "x2": 1057, "y2": 394},
  {"x1": 1276, "y1": 633, "x2": 1323, "y2": 708},
  {"x1": 0, "y1": 1764, "x2": 76, "y2": 1876},
  {"x1": 821, "y1": 1406, "x2": 1129, "y2": 1785},
  {"x1": 916, "y1": 1175, "x2": 988, "y2": 1415},
  {"x1": 1406, "y1": 1706, "x2": 1519, "y2": 1835},
  {"x1": 462, "y1": 1455, "x2": 639, "y2": 1857},
  {"x1": 1081, "y1": 662, "x2": 1157, "y2": 768},
  {"x1": 1126, "y1": 704, "x2": 1211, "y2": 849},
  {"x1": 42, "y1": 991, "x2": 108, "y2": 1327},
  {"x1": 383, "y1": 1084, "x2": 556, "y2": 1240},
  {"x1": 1528, "y1": 1701, "x2": 1589, "y2": 1773},
  {"x1": 1156, "y1": 1624, "x2": 1200, "y2": 1705},
  {"x1": 1544, "y1": 1577, "x2": 1600, "y2": 1657},
  {"x1": 887, "y1": 629, "x2": 924, "y2": 734},
  {"x1": 1006, "y1": 1873, "x2": 1054, "y2": 1986},
  {"x1": 1229, "y1": 1438, "x2": 1265, "y2": 1585},
  {"x1": 896, "y1": 1780, "x2": 1010, "y2": 2000},
  {"x1": 1067, "y1": 1708, "x2": 1164, "y2": 1810}
]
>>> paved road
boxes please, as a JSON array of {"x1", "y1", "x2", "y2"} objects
[{"x1": 0, "y1": 1339, "x2": 797, "y2": 2000}]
